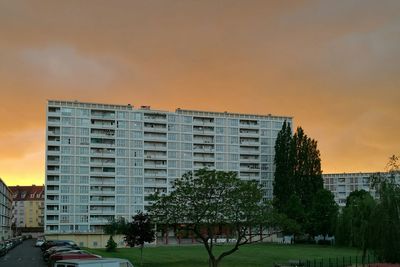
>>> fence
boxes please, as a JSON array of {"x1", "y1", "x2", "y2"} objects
[{"x1": 276, "y1": 254, "x2": 378, "y2": 267}]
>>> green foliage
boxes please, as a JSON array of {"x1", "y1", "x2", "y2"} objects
[
  {"x1": 307, "y1": 189, "x2": 338, "y2": 238},
  {"x1": 273, "y1": 121, "x2": 294, "y2": 212},
  {"x1": 336, "y1": 154, "x2": 400, "y2": 263},
  {"x1": 124, "y1": 212, "x2": 155, "y2": 267},
  {"x1": 368, "y1": 156, "x2": 400, "y2": 263},
  {"x1": 124, "y1": 212, "x2": 155, "y2": 248},
  {"x1": 150, "y1": 169, "x2": 271, "y2": 267},
  {"x1": 335, "y1": 190, "x2": 376, "y2": 249},
  {"x1": 106, "y1": 236, "x2": 117, "y2": 252},
  {"x1": 104, "y1": 217, "x2": 127, "y2": 236},
  {"x1": 273, "y1": 124, "x2": 324, "y2": 239}
]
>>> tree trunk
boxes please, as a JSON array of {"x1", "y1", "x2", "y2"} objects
[{"x1": 209, "y1": 257, "x2": 219, "y2": 267}]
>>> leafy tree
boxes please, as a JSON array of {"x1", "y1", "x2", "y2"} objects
[
  {"x1": 124, "y1": 212, "x2": 155, "y2": 267},
  {"x1": 335, "y1": 190, "x2": 375, "y2": 251},
  {"x1": 103, "y1": 217, "x2": 127, "y2": 251},
  {"x1": 273, "y1": 121, "x2": 293, "y2": 212},
  {"x1": 308, "y1": 189, "x2": 338, "y2": 239},
  {"x1": 149, "y1": 169, "x2": 271, "y2": 267},
  {"x1": 369, "y1": 154, "x2": 400, "y2": 263},
  {"x1": 273, "y1": 124, "x2": 323, "y2": 239},
  {"x1": 291, "y1": 127, "x2": 323, "y2": 209}
]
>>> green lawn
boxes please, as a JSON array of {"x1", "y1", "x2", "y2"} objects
[{"x1": 88, "y1": 243, "x2": 361, "y2": 267}]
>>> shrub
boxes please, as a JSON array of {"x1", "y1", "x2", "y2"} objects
[{"x1": 106, "y1": 236, "x2": 117, "y2": 252}]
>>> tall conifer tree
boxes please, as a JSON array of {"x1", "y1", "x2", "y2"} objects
[{"x1": 273, "y1": 121, "x2": 293, "y2": 212}]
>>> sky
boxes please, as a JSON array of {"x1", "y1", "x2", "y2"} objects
[{"x1": 0, "y1": 0, "x2": 399, "y2": 186}]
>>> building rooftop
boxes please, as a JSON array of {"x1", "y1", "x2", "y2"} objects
[
  {"x1": 47, "y1": 100, "x2": 292, "y2": 120},
  {"x1": 9, "y1": 185, "x2": 44, "y2": 201}
]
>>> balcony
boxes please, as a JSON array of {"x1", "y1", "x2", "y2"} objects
[
  {"x1": 193, "y1": 126, "x2": 214, "y2": 135},
  {"x1": 144, "y1": 171, "x2": 167, "y2": 178},
  {"x1": 90, "y1": 178, "x2": 115, "y2": 185},
  {"x1": 144, "y1": 132, "x2": 167, "y2": 141},
  {"x1": 143, "y1": 113, "x2": 167, "y2": 122},
  {"x1": 144, "y1": 143, "x2": 167, "y2": 151},
  {"x1": 239, "y1": 129, "x2": 259, "y2": 137}
]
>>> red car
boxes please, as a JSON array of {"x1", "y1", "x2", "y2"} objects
[{"x1": 48, "y1": 250, "x2": 101, "y2": 267}]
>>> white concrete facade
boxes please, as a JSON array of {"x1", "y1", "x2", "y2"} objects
[
  {"x1": 0, "y1": 178, "x2": 12, "y2": 240},
  {"x1": 323, "y1": 172, "x2": 400, "y2": 206},
  {"x1": 44, "y1": 100, "x2": 292, "y2": 234}
]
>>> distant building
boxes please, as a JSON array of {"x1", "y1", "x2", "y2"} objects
[
  {"x1": 0, "y1": 178, "x2": 12, "y2": 240},
  {"x1": 323, "y1": 172, "x2": 400, "y2": 207},
  {"x1": 45, "y1": 100, "x2": 292, "y2": 234},
  {"x1": 10, "y1": 185, "x2": 44, "y2": 229}
]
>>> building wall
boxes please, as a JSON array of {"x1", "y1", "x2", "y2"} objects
[
  {"x1": 0, "y1": 178, "x2": 12, "y2": 240},
  {"x1": 323, "y1": 172, "x2": 400, "y2": 206},
  {"x1": 10, "y1": 185, "x2": 44, "y2": 229},
  {"x1": 45, "y1": 100, "x2": 292, "y2": 234}
]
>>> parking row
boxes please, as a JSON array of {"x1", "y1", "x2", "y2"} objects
[{"x1": 0, "y1": 235, "x2": 33, "y2": 256}]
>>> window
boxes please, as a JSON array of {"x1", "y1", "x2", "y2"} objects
[
  {"x1": 229, "y1": 119, "x2": 238, "y2": 126},
  {"x1": 181, "y1": 125, "x2": 192, "y2": 132},
  {"x1": 132, "y1": 131, "x2": 143, "y2": 139},
  {"x1": 168, "y1": 160, "x2": 178, "y2": 168},
  {"x1": 168, "y1": 114, "x2": 178, "y2": 122},
  {"x1": 116, "y1": 177, "x2": 128, "y2": 185},
  {"x1": 182, "y1": 143, "x2": 192, "y2": 151},
  {"x1": 132, "y1": 149, "x2": 142, "y2": 157},
  {"x1": 216, "y1": 136, "x2": 224, "y2": 143},
  {"x1": 216, "y1": 118, "x2": 225, "y2": 125},
  {"x1": 229, "y1": 128, "x2": 238, "y2": 136},
  {"x1": 168, "y1": 124, "x2": 179, "y2": 131},
  {"x1": 168, "y1": 133, "x2": 178, "y2": 141},
  {"x1": 132, "y1": 187, "x2": 143, "y2": 194},
  {"x1": 117, "y1": 187, "x2": 128, "y2": 194},
  {"x1": 117, "y1": 130, "x2": 128, "y2": 138},
  {"x1": 183, "y1": 116, "x2": 192, "y2": 123},
  {"x1": 181, "y1": 134, "x2": 192, "y2": 142},
  {"x1": 168, "y1": 151, "x2": 178, "y2": 159},
  {"x1": 216, "y1": 127, "x2": 224, "y2": 134},
  {"x1": 61, "y1": 127, "x2": 74, "y2": 135}
]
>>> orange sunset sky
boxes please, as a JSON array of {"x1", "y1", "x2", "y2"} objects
[{"x1": 0, "y1": 0, "x2": 399, "y2": 186}]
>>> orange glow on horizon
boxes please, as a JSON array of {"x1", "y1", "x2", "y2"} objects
[{"x1": 1, "y1": 1, "x2": 399, "y2": 186}]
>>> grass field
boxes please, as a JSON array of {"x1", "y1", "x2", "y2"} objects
[{"x1": 89, "y1": 243, "x2": 361, "y2": 267}]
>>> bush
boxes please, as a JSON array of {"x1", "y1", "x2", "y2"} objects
[{"x1": 106, "y1": 236, "x2": 117, "y2": 252}]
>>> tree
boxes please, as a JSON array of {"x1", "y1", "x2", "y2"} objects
[
  {"x1": 103, "y1": 217, "x2": 127, "y2": 252},
  {"x1": 308, "y1": 189, "x2": 338, "y2": 239},
  {"x1": 124, "y1": 212, "x2": 155, "y2": 267},
  {"x1": 335, "y1": 190, "x2": 375, "y2": 252},
  {"x1": 273, "y1": 121, "x2": 293, "y2": 212},
  {"x1": 291, "y1": 127, "x2": 323, "y2": 209},
  {"x1": 149, "y1": 169, "x2": 271, "y2": 267},
  {"x1": 369, "y1": 154, "x2": 400, "y2": 263},
  {"x1": 273, "y1": 125, "x2": 323, "y2": 239}
]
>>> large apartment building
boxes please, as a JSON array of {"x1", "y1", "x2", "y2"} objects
[
  {"x1": 323, "y1": 172, "x2": 400, "y2": 206},
  {"x1": 0, "y1": 178, "x2": 12, "y2": 240},
  {"x1": 45, "y1": 100, "x2": 292, "y2": 234},
  {"x1": 10, "y1": 185, "x2": 44, "y2": 229}
]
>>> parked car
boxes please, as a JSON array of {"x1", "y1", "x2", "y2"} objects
[
  {"x1": 5, "y1": 240, "x2": 14, "y2": 251},
  {"x1": 41, "y1": 240, "x2": 78, "y2": 252},
  {"x1": 43, "y1": 246, "x2": 80, "y2": 261},
  {"x1": 35, "y1": 237, "x2": 46, "y2": 247},
  {"x1": 54, "y1": 258, "x2": 133, "y2": 267},
  {"x1": 48, "y1": 251, "x2": 101, "y2": 267},
  {"x1": 0, "y1": 242, "x2": 7, "y2": 256}
]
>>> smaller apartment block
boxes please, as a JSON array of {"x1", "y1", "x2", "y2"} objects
[
  {"x1": 0, "y1": 178, "x2": 12, "y2": 240},
  {"x1": 323, "y1": 172, "x2": 400, "y2": 206},
  {"x1": 10, "y1": 185, "x2": 44, "y2": 229}
]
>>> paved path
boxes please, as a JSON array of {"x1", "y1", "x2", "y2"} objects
[{"x1": 0, "y1": 239, "x2": 46, "y2": 267}]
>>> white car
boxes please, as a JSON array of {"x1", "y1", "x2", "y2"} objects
[
  {"x1": 54, "y1": 258, "x2": 134, "y2": 267},
  {"x1": 35, "y1": 238, "x2": 45, "y2": 247}
]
